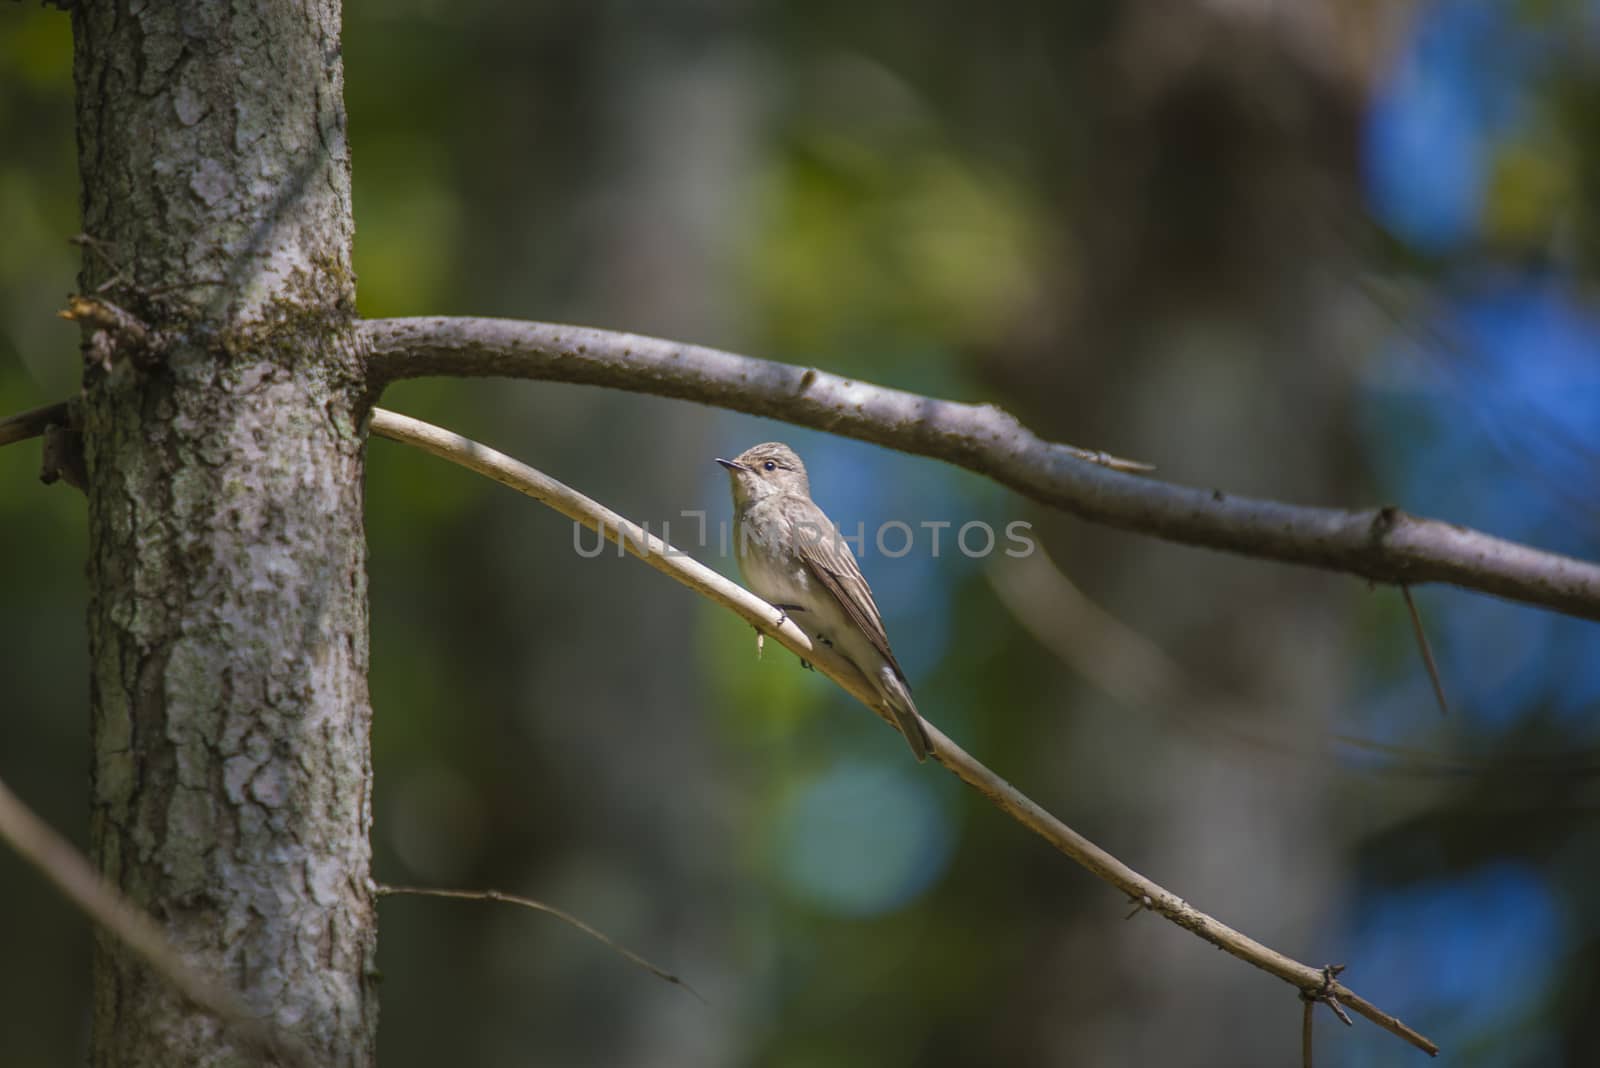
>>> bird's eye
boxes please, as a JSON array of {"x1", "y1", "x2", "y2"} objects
[{"x1": 763, "y1": 461, "x2": 776, "y2": 472}]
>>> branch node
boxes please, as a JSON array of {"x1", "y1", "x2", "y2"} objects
[
  {"x1": 1300, "y1": 964, "x2": 1354, "y2": 1028},
  {"x1": 59, "y1": 294, "x2": 158, "y2": 372},
  {"x1": 1071, "y1": 445, "x2": 1156, "y2": 474}
]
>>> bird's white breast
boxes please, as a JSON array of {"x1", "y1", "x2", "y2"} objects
[{"x1": 734, "y1": 498, "x2": 816, "y2": 607}]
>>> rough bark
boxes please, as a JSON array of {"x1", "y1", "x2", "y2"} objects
[{"x1": 71, "y1": 2, "x2": 376, "y2": 1065}]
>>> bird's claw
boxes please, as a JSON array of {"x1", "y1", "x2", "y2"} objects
[{"x1": 772, "y1": 603, "x2": 804, "y2": 629}]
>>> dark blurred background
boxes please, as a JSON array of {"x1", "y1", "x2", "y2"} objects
[{"x1": 4, "y1": 1, "x2": 1600, "y2": 1064}]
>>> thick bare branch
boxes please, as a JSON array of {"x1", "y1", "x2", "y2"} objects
[
  {"x1": 367, "y1": 407, "x2": 1440, "y2": 1058},
  {"x1": 361, "y1": 317, "x2": 1600, "y2": 623}
]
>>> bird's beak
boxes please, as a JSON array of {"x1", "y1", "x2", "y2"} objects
[{"x1": 715, "y1": 458, "x2": 745, "y2": 472}]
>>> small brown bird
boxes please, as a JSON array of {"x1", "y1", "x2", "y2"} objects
[{"x1": 717, "y1": 442, "x2": 933, "y2": 761}]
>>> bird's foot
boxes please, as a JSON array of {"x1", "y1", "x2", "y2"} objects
[{"x1": 772, "y1": 603, "x2": 805, "y2": 629}]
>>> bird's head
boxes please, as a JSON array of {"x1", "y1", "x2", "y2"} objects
[{"x1": 716, "y1": 441, "x2": 811, "y2": 505}]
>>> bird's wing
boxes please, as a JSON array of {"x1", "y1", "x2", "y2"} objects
[{"x1": 785, "y1": 497, "x2": 905, "y2": 679}]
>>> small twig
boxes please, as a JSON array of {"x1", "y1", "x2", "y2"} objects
[
  {"x1": 66, "y1": 235, "x2": 227, "y2": 299},
  {"x1": 70, "y1": 232, "x2": 122, "y2": 280},
  {"x1": 1400, "y1": 585, "x2": 1451, "y2": 716},
  {"x1": 0, "y1": 773, "x2": 310, "y2": 1065},
  {"x1": 1066, "y1": 447, "x2": 1152, "y2": 474},
  {"x1": 376, "y1": 884, "x2": 703, "y2": 1003},
  {"x1": 367, "y1": 407, "x2": 1440, "y2": 1059},
  {"x1": 59, "y1": 294, "x2": 155, "y2": 372},
  {"x1": 59, "y1": 294, "x2": 149, "y2": 342},
  {"x1": 1302, "y1": 994, "x2": 1314, "y2": 1068}
]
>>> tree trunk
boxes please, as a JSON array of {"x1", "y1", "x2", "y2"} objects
[{"x1": 71, "y1": 2, "x2": 376, "y2": 1064}]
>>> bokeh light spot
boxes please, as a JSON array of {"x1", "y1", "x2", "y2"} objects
[{"x1": 774, "y1": 760, "x2": 952, "y2": 917}]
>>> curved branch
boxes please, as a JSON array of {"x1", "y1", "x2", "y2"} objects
[
  {"x1": 367, "y1": 407, "x2": 1439, "y2": 1058},
  {"x1": 362, "y1": 317, "x2": 1600, "y2": 623}
]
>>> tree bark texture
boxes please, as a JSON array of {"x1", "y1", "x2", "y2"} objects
[{"x1": 71, "y1": 2, "x2": 376, "y2": 1064}]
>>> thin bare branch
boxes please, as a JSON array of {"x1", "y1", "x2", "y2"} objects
[
  {"x1": 367, "y1": 407, "x2": 1440, "y2": 1058},
  {"x1": 362, "y1": 316, "x2": 1600, "y2": 624},
  {"x1": 1303, "y1": 995, "x2": 1315, "y2": 1068},
  {"x1": 0, "y1": 773, "x2": 310, "y2": 1066},
  {"x1": 376, "y1": 884, "x2": 703, "y2": 1003},
  {"x1": 1401, "y1": 585, "x2": 1451, "y2": 716}
]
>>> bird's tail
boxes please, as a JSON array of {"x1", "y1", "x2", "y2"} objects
[{"x1": 880, "y1": 670, "x2": 933, "y2": 762}]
